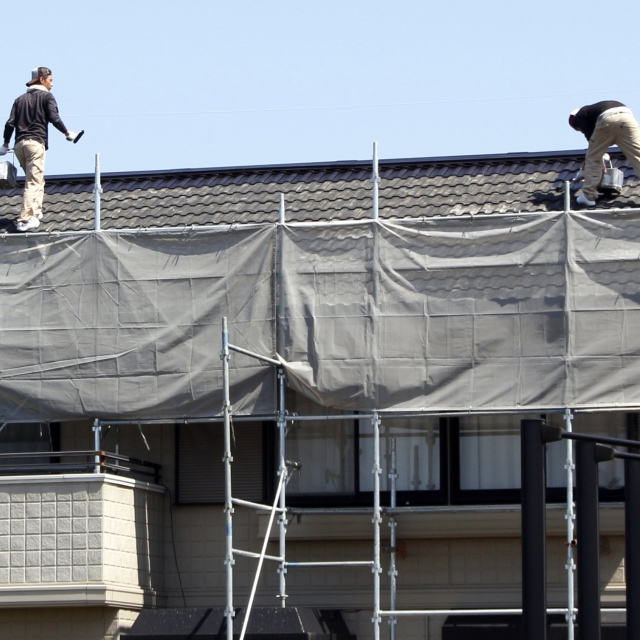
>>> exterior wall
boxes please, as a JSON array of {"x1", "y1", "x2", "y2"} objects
[
  {"x1": 0, "y1": 474, "x2": 164, "y2": 607},
  {"x1": 160, "y1": 504, "x2": 627, "y2": 640},
  {"x1": 102, "y1": 481, "x2": 165, "y2": 598},
  {"x1": 1, "y1": 420, "x2": 627, "y2": 640},
  {"x1": 0, "y1": 607, "x2": 138, "y2": 640}
]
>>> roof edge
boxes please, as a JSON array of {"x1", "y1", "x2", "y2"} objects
[{"x1": 44, "y1": 148, "x2": 598, "y2": 183}]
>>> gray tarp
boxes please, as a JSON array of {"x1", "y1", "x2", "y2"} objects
[
  {"x1": 280, "y1": 212, "x2": 640, "y2": 412},
  {"x1": 0, "y1": 227, "x2": 276, "y2": 421},
  {"x1": 2, "y1": 211, "x2": 640, "y2": 421}
]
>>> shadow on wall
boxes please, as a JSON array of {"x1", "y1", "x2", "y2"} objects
[{"x1": 134, "y1": 486, "x2": 165, "y2": 606}]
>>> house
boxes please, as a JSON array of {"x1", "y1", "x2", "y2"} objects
[{"x1": 0, "y1": 148, "x2": 637, "y2": 639}]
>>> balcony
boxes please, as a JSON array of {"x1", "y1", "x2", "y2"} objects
[{"x1": 0, "y1": 452, "x2": 164, "y2": 609}]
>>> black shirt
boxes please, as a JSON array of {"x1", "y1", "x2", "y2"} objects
[
  {"x1": 3, "y1": 89, "x2": 67, "y2": 150},
  {"x1": 573, "y1": 100, "x2": 625, "y2": 141}
]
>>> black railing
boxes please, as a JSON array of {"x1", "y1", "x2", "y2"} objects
[{"x1": 0, "y1": 450, "x2": 161, "y2": 484}]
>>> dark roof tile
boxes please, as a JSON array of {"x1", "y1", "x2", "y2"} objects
[{"x1": 1, "y1": 149, "x2": 638, "y2": 232}]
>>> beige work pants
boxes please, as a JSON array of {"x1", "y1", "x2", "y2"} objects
[
  {"x1": 582, "y1": 109, "x2": 640, "y2": 201},
  {"x1": 14, "y1": 139, "x2": 46, "y2": 222}
]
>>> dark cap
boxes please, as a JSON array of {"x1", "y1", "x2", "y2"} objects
[{"x1": 26, "y1": 67, "x2": 52, "y2": 87}]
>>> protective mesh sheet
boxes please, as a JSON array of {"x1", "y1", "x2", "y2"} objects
[
  {"x1": 279, "y1": 212, "x2": 640, "y2": 412},
  {"x1": 568, "y1": 211, "x2": 640, "y2": 407},
  {"x1": 0, "y1": 227, "x2": 276, "y2": 421},
  {"x1": 3, "y1": 211, "x2": 640, "y2": 421}
]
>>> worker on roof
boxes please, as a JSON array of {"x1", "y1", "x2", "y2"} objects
[
  {"x1": 0, "y1": 67, "x2": 81, "y2": 232},
  {"x1": 569, "y1": 100, "x2": 640, "y2": 207}
]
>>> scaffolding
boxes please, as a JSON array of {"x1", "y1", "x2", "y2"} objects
[
  {"x1": 221, "y1": 319, "x2": 640, "y2": 640},
  {"x1": 4, "y1": 146, "x2": 640, "y2": 638},
  {"x1": 216, "y1": 144, "x2": 638, "y2": 639}
]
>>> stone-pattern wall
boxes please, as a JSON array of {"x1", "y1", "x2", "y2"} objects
[{"x1": 0, "y1": 475, "x2": 164, "y2": 595}]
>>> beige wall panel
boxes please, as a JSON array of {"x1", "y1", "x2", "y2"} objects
[{"x1": 0, "y1": 606, "x2": 138, "y2": 640}]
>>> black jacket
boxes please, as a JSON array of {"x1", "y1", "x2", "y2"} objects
[
  {"x1": 573, "y1": 100, "x2": 625, "y2": 141},
  {"x1": 3, "y1": 88, "x2": 67, "y2": 150}
]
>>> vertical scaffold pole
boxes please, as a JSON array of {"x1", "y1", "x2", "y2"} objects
[
  {"x1": 564, "y1": 409, "x2": 576, "y2": 640},
  {"x1": 92, "y1": 419, "x2": 102, "y2": 473},
  {"x1": 372, "y1": 142, "x2": 379, "y2": 220},
  {"x1": 372, "y1": 411, "x2": 382, "y2": 640},
  {"x1": 222, "y1": 318, "x2": 234, "y2": 640},
  {"x1": 94, "y1": 153, "x2": 102, "y2": 231},
  {"x1": 388, "y1": 438, "x2": 398, "y2": 640},
  {"x1": 564, "y1": 180, "x2": 571, "y2": 214},
  {"x1": 277, "y1": 193, "x2": 286, "y2": 359},
  {"x1": 277, "y1": 369, "x2": 288, "y2": 608}
]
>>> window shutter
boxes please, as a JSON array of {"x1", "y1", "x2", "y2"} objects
[{"x1": 177, "y1": 422, "x2": 263, "y2": 504}]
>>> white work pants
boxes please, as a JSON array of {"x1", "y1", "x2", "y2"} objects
[
  {"x1": 582, "y1": 110, "x2": 640, "y2": 201},
  {"x1": 14, "y1": 139, "x2": 46, "y2": 222}
]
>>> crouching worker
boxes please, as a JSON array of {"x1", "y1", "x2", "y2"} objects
[
  {"x1": 0, "y1": 67, "x2": 81, "y2": 232},
  {"x1": 569, "y1": 101, "x2": 640, "y2": 207}
]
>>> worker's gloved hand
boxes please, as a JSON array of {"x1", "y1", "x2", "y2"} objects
[
  {"x1": 66, "y1": 131, "x2": 79, "y2": 142},
  {"x1": 0, "y1": 145, "x2": 8, "y2": 156},
  {"x1": 573, "y1": 169, "x2": 584, "y2": 182}
]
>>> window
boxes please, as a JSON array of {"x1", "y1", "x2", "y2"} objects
[
  {"x1": 176, "y1": 394, "x2": 634, "y2": 508},
  {"x1": 285, "y1": 418, "x2": 355, "y2": 496},
  {"x1": 285, "y1": 394, "x2": 446, "y2": 506},
  {"x1": 284, "y1": 394, "x2": 356, "y2": 503},
  {"x1": 176, "y1": 422, "x2": 267, "y2": 505},
  {"x1": 284, "y1": 396, "x2": 631, "y2": 507},
  {"x1": 358, "y1": 416, "x2": 446, "y2": 505},
  {"x1": 450, "y1": 414, "x2": 524, "y2": 504},
  {"x1": 450, "y1": 412, "x2": 627, "y2": 504},
  {"x1": 457, "y1": 414, "x2": 521, "y2": 490}
]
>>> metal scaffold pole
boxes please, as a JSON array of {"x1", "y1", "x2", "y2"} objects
[
  {"x1": 222, "y1": 318, "x2": 235, "y2": 640},
  {"x1": 94, "y1": 153, "x2": 102, "y2": 231},
  {"x1": 372, "y1": 411, "x2": 382, "y2": 640},
  {"x1": 388, "y1": 438, "x2": 398, "y2": 640},
  {"x1": 564, "y1": 409, "x2": 576, "y2": 640},
  {"x1": 277, "y1": 369, "x2": 288, "y2": 608},
  {"x1": 92, "y1": 419, "x2": 101, "y2": 473},
  {"x1": 277, "y1": 193, "x2": 286, "y2": 357},
  {"x1": 372, "y1": 141, "x2": 379, "y2": 220}
]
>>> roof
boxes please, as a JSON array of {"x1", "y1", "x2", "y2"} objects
[{"x1": 1, "y1": 149, "x2": 638, "y2": 233}]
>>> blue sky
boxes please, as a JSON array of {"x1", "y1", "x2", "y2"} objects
[{"x1": 3, "y1": 0, "x2": 640, "y2": 176}]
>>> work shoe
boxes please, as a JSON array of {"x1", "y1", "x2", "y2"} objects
[
  {"x1": 576, "y1": 193, "x2": 596, "y2": 207},
  {"x1": 16, "y1": 216, "x2": 41, "y2": 232}
]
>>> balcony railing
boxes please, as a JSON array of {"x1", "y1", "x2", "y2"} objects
[{"x1": 0, "y1": 450, "x2": 161, "y2": 483}]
